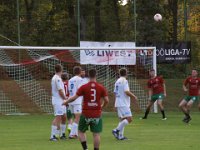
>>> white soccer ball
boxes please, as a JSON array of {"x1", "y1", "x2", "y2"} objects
[{"x1": 154, "y1": 13, "x2": 162, "y2": 22}]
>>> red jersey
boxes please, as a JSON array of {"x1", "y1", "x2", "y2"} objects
[
  {"x1": 184, "y1": 76, "x2": 200, "y2": 96},
  {"x1": 63, "y1": 81, "x2": 69, "y2": 98},
  {"x1": 147, "y1": 76, "x2": 164, "y2": 94},
  {"x1": 76, "y1": 81, "x2": 108, "y2": 118}
]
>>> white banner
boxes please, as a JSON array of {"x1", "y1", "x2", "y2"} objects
[{"x1": 80, "y1": 41, "x2": 136, "y2": 65}]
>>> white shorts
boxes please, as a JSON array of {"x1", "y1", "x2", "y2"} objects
[
  {"x1": 69, "y1": 104, "x2": 82, "y2": 114},
  {"x1": 117, "y1": 107, "x2": 132, "y2": 118},
  {"x1": 53, "y1": 104, "x2": 66, "y2": 116}
]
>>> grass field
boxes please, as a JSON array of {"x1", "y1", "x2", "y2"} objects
[{"x1": 0, "y1": 112, "x2": 200, "y2": 150}]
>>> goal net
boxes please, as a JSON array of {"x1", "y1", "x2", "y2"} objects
[{"x1": 0, "y1": 46, "x2": 156, "y2": 114}]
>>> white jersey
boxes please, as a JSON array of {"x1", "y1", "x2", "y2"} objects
[
  {"x1": 68, "y1": 75, "x2": 83, "y2": 105},
  {"x1": 114, "y1": 77, "x2": 130, "y2": 107},
  {"x1": 82, "y1": 77, "x2": 89, "y2": 85},
  {"x1": 51, "y1": 74, "x2": 65, "y2": 105}
]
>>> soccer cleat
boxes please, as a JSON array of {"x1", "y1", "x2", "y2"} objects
[
  {"x1": 162, "y1": 118, "x2": 167, "y2": 120},
  {"x1": 182, "y1": 116, "x2": 192, "y2": 124},
  {"x1": 60, "y1": 133, "x2": 67, "y2": 140},
  {"x1": 112, "y1": 130, "x2": 119, "y2": 139},
  {"x1": 118, "y1": 136, "x2": 128, "y2": 140},
  {"x1": 50, "y1": 135, "x2": 59, "y2": 141},
  {"x1": 182, "y1": 116, "x2": 188, "y2": 122},
  {"x1": 185, "y1": 117, "x2": 192, "y2": 124},
  {"x1": 69, "y1": 135, "x2": 78, "y2": 139}
]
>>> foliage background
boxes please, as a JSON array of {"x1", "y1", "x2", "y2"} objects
[{"x1": 0, "y1": 0, "x2": 199, "y2": 78}]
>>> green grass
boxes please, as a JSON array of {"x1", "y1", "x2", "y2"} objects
[{"x1": 0, "y1": 112, "x2": 200, "y2": 150}]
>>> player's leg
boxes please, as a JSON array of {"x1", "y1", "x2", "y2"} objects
[
  {"x1": 112, "y1": 107, "x2": 124, "y2": 139},
  {"x1": 78, "y1": 115, "x2": 89, "y2": 150},
  {"x1": 142, "y1": 100, "x2": 154, "y2": 119},
  {"x1": 69, "y1": 104, "x2": 82, "y2": 138},
  {"x1": 157, "y1": 99, "x2": 166, "y2": 120},
  {"x1": 66, "y1": 105, "x2": 73, "y2": 134},
  {"x1": 93, "y1": 133, "x2": 100, "y2": 150},
  {"x1": 112, "y1": 107, "x2": 131, "y2": 140},
  {"x1": 118, "y1": 116, "x2": 131, "y2": 140},
  {"x1": 60, "y1": 105, "x2": 67, "y2": 139},
  {"x1": 90, "y1": 117, "x2": 102, "y2": 149},
  {"x1": 198, "y1": 102, "x2": 200, "y2": 111},
  {"x1": 79, "y1": 131, "x2": 88, "y2": 150},
  {"x1": 50, "y1": 104, "x2": 62, "y2": 141},
  {"x1": 185, "y1": 99, "x2": 195, "y2": 123},
  {"x1": 179, "y1": 98, "x2": 190, "y2": 122}
]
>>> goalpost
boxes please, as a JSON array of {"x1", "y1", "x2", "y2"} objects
[{"x1": 0, "y1": 46, "x2": 157, "y2": 114}]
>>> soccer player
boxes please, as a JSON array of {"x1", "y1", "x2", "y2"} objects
[
  {"x1": 179, "y1": 69, "x2": 200, "y2": 123},
  {"x1": 81, "y1": 69, "x2": 89, "y2": 85},
  {"x1": 112, "y1": 68, "x2": 138, "y2": 140},
  {"x1": 61, "y1": 73, "x2": 73, "y2": 135},
  {"x1": 68, "y1": 66, "x2": 83, "y2": 139},
  {"x1": 141, "y1": 69, "x2": 167, "y2": 120},
  {"x1": 63, "y1": 69, "x2": 109, "y2": 150},
  {"x1": 50, "y1": 64, "x2": 67, "y2": 141}
]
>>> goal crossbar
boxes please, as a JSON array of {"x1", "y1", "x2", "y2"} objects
[{"x1": 0, "y1": 46, "x2": 156, "y2": 50}]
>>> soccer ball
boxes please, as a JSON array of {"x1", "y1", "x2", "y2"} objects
[{"x1": 154, "y1": 13, "x2": 162, "y2": 22}]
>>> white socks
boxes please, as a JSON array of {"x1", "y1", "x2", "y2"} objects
[
  {"x1": 69, "y1": 122, "x2": 78, "y2": 136},
  {"x1": 51, "y1": 125, "x2": 60, "y2": 138},
  {"x1": 115, "y1": 119, "x2": 129, "y2": 138},
  {"x1": 60, "y1": 124, "x2": 66, "y2": 135}
]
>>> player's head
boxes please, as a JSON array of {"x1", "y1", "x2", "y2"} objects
[
  {"x1": 119, "y1": 68, "x2": 127, "y2": 77},
  {"x1": 191, "y1": 69, "x2": 198, "y2": 77},
  {"x1": 81, "y1": 69, "x2": 86, "y2": 78},
  {"x1": 149, "y1": 69, "x2": 155, "y2": 77},
  {"x1": 73, "y1": 66, "x2": 81, "y2": 75},
  {"x1": 88, "y1": 69, "x2": 97, "y2": 79},
  {"x1": 61, "y1": 73, "x2": 69, "y2": 81},
  {"x1": 55, "y1": 64, "x2": 63, "y2": 73}
]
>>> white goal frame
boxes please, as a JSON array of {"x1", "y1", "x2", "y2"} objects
[{"x1": 0, "y1": 46, "x2": 158, "y2": 113}]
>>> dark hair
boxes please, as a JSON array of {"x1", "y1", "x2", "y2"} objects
[
  {"x1": 89, "y1": 69, "x2": 96, "y2": 78},
  {"x1": 55, "y1": 64, "x2": 62, "y2": 73},
  {"x1": 61, "y1": 73, "x2": 69, "y2": 81},
  {"x1": 73, "y1": 66, "x2": 81, "y2": 75},
  {"x1": 119, "y1": 68, "x2": 127, "y2": 76}
]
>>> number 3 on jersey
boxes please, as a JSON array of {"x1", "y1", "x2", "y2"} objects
[{"x1": 91, "y1": 89, "x2": 96, "y2": 102}]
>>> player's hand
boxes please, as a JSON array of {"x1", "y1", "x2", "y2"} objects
[
  {"x1": 164, "y1": 93, "x2": 167, "y2": 97},
  {"x1": 134, "y1": 96, "x2": 138, "y2": 100},
  {"x1": 183, "y1": 88, "x2": 188, "y2": 92},
  {"x1": 62, "y1": 100, "x2": 68, "y2": 105}
]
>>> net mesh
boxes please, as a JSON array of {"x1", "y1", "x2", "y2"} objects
[{"x1": 0, "y1": 47, "x2": 155, "y2": 114}]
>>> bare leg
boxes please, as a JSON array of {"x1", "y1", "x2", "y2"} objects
[
  {"x1": 93, "y1": 133, "x2": 100, "y2": 150},
  {"x1": 157, "y1": 100, "x2": 166, "y2": 119},
  {"x1": 142, "y1": 101, "x2": 154, "y2": 119},
  {"x1": 179, "y1": 100, "x2": 188, "y2": 115},
  {"x1": 79, "y1": 131, "x2": 88, "y2": 150}
]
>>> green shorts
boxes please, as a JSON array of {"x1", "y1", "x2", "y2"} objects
[
  {"x1": 151, "y1": 94, "x2": 164, "y2": 101},
  {"x1": 66, "y1": 107, "x2": 73, "y2": 119},
  {"x1": 184, "y1": 96, "x2": 199, "y2": 102},
  {"x1": 78, "y1": 115, "x2": 102, "y2": 133}
]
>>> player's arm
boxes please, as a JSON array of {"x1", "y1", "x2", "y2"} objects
[
  {"x1": 62, "y1": 94, "x2": 79, "y2": 105},
  {"x1": 101, "y1": 96, "x2": 109, "y2": 108},
  {"x1": 56, "y1": 78, "x2": 67, "y2": 100},
  {"x1": 125, "y1": 91, "x2": 137, "y2": 100},
  {"x1": 59, "y1": 89, "x2": 67, "y2": 100},
  {"x1": 183, "y1": 78, "x2": 188, "y2": 92}
]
